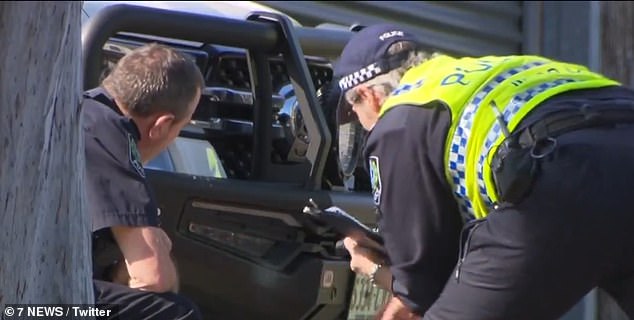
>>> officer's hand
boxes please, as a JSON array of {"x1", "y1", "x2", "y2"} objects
[
  {"x1": 343, "y1": 237, "x2": 385, "y2": 276},
  {"x1": 376, "y1": 296, "x2": 420, "y2": 320}
]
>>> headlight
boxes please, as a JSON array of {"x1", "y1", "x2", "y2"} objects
[{"x1": 277, "y1": 81, "x2": 365, "y2": 179}]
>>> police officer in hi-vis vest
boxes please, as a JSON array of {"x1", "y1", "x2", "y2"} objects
[{"x1": 334, "y1": 23, "x2": 634, "y2": 320}]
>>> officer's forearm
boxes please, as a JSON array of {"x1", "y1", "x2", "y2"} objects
[
  {"x1": 128, "y1": 264, "x2": 178, "y2": 293},
  {"x1": 125, "y1": 252, "x2": 179, "y2": 293}
]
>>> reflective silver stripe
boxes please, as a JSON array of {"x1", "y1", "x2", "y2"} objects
[{"x1": 447, "y1": 61, "x2": 544, "y2": 221}]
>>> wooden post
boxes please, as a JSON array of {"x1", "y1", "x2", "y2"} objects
[
  {"x1": 0, "y1": 0, "x2": 91, "y2": 309},
  {"x1": 601, "y1": 1, "x2": 634, "y2": 85}
]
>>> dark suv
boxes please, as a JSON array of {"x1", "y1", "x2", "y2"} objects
[{"x1": 83, "y1": 3, "x2": 388, "y2": 320}]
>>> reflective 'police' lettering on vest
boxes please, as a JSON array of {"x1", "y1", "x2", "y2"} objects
[
  {"x1": 380, "y1": 54, "x2": 618, "y2": 221},
  {"x1": 455, "y1": 61, "x2": 493, "y2": 73},
  {"x1": 440, "y1": 61, "x2": 497, "y2": 87},
  {"x1": 128, "y1": 133, "x2": 145, "y2": 178},
  {"x1": 339, "y1": 63, "x2": 383, "y2": 91}
]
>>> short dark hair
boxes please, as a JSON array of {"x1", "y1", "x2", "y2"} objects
[{"x1": 102, "y1": 43, "x2": 205, "y2": 120}]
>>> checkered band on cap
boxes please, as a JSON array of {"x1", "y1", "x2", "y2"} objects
[
  {"x1": 475, "y1": 78, "x2": 578, "y2": 207},
  {"x1": 447, "y1": 61, "x2": 545, "y2": 221},
  {"x1": 338, "y1": 63, "x2": 383, "y2": 91}
]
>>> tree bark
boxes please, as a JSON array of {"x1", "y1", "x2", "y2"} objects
[
  {"x1": 598, "y1": 2, "x2": 634, "y2": 319},
  {"x1": 601, "y1": 1, "x2": 634, "y2": 86},
  {"x1": 0, "y1": 1, "x2": 91, "y2": 308}
]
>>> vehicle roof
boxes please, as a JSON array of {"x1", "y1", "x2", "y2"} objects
[
  {"x1": 82, "y1": 1, "x2": 301, "y2": 26},
  {"x1": 82, "y1": 1, "x2": 302, "y2": 48}
]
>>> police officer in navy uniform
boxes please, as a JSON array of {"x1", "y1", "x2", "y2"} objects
[
  {"x1": 334, "y1": 24, "x2": 634, "y2": 320},
  {"x1": 83, "y1": 43, "x2": 204, "y2": 319}
]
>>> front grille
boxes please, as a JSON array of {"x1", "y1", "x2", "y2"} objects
[
  {"x1": 207, "y1": 54, "x2": 332, "y2": 93},
  {"x1": 212, "y1": 56, "x2": 251, "y2": 90}
]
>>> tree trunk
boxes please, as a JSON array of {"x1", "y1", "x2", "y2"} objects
[
  {"x1": 598, "y1": 2, "x2": 634, "y2": 319},
  {"x1": 601, "y1": 1, "x2": 634, "y2": 86},
  {"x1": 0, "y1": 1, "x2": 91, "y2": 308}
]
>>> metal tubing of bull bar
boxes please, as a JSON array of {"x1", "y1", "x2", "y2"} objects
[
  {"x1": 82, "y1": 4, "x2": 352, "y2": 89},
  {"x1": 247, "y1": 51, "x2": 273, "y2": 180},
  {"x1": 247, "y1": 11, "x2": 332, "y2": 190}
]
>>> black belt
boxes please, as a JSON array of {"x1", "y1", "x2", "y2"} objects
[
  {"x1": 516, "y1": 101, "x2": 634, "y2": 148},
  {"x1": 490, "y1": 100, "x2": 634, "y2": 204}
]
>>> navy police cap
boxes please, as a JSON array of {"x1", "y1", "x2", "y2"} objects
[{"x1": 333, "y1": 23, "x2": 418, "y2": 93}]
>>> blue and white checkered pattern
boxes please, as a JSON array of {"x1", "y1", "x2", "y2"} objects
[
  {"x1": 475, "y1": 78, "x2": 578, "y2": 207},
  {"x1": 447, "y1": 61, "x2": 544, "y2": 221},
  {"x1": 338, "y1": 63, "x2": 383, "y2": 91}
]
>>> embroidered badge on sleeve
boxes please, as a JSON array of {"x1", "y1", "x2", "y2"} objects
[
  {"x1": 369, "y1": 156, "x2": 382, "y2": 205},
  {"x1": 128, "y1": 133, "x2": 145, "y2": 178}
]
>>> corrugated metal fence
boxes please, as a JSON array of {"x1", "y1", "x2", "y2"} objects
[{"x1": 257, "y1": 1, "x2": 523, "y2": 56}]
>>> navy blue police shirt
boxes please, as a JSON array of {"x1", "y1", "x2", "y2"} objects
[
  {"x1": 363, "y1": 102, "x2": 462, "y2": 314},
  {"x1": 82, "y1": 87, "x2": 160, "y2": 279}
]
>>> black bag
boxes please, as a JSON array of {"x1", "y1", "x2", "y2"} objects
[{"x1": 491, "y1": 141, "x2": 540, "y2": 205}]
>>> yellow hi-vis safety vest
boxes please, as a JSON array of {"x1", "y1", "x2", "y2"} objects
[{"x1": 380, "y1": 55, "x2": 619, "y2": 221}]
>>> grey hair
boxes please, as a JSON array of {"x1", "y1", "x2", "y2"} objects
[
  {"x1": 365, "y1": 50, "x2": 438, "y2": 97},
  {"x1": 345, "y1": 41, "x2": 440, "y2": 103}
]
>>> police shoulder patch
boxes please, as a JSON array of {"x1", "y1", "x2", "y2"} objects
[
  {"x1": 369, "y1": 156, "x2": 382, "y2": 205},
  {"x1": 128, "y1": 133, "x2": 145, "y2": 178}
]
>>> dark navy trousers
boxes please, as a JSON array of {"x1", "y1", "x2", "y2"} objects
[
  {"x1": 424, "y1": 124, "x2": 634, "y2": 320},
  {"x1": 93, "y1": 280, "x2": 203, "y2": 320}
]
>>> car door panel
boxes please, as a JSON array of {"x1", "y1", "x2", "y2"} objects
[{"x1": 147, "y1": 170, "x2": 374, "y2": 319}]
